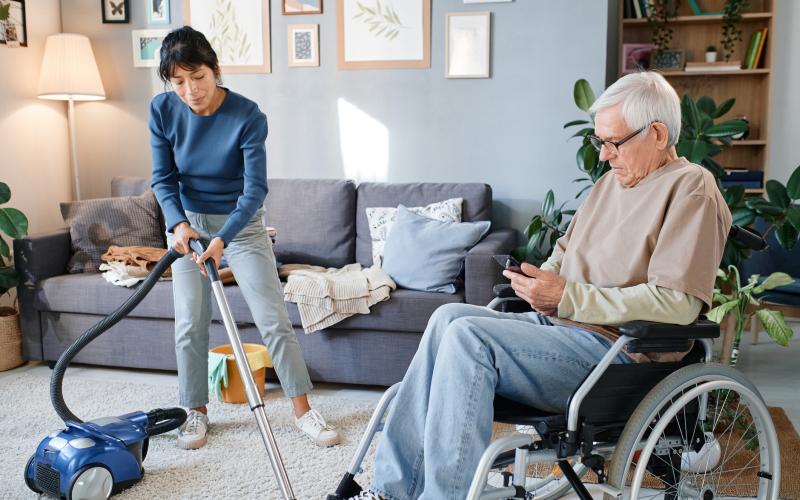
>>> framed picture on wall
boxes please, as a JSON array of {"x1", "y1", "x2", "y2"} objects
[
  {"x1": 337, "y1": 0, "x2": 431, "y2": 70},
  {"x1": 101, "y1": 0, "x2": 130, "y2": 24},
  {"x1": 446, "y1": 12, "x2": 491, "y2": 79},
  {"x1": 132, "y1": 29, "x2": 169, "y2": 67},
  {"x1": 183, "y1": 0, "x2": 271, "y2": 73},
  {"x1": 283, "y1": 0, "x2": 322, "y2": 15},
  {"x1": 288, "y1": 24, "x2": 319, "y2": 67},
  {"x1": 621, "y1": 43, "x2": 655, "y2": 73},
  {"x1": 147, "y1": 0, "x2": 171, "y2": 25},
  {"x1": 0, "y1": 0, "x2": 27, "y2": 47}
]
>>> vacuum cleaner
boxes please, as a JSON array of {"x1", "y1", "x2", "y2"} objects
[{"x1": 25, "y1": 240, "x2": 296, "y2": 500}]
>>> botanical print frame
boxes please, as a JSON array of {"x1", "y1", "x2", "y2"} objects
[
  {"x1": 621, "y1": 43, "x2": 655, "y2": 73},
  {"x1": 283, "y1": 0, "x2": 322, "y2": 15},
  {"x1": 132, "y1": 29, "x2": 169, "y2": 67},
  {"x1": 446, "y1": 12, "x2": 491, "y2": 79},
  {"x1": 337, "y1": 0, "x2": 431, "y2": 70},
  {"x1": 147, "y1": 0, "x2": 171, "y2": 25},
  {"x1": 288, "y1": 24, "x2": 319, "y2": 67},
  {"x1": 0, "y1": 0, "x2": 27, "y2": 47},
  {"x1": 101, "y1": 0, "x2": 129, "y2": 24},
  {"x1": 183, "y1": 0, "x2": 271, "y2": 73}
]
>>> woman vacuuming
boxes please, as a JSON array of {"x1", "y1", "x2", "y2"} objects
[{"x1": 149, "y1": 26, "x2": 340, "y2": 450}]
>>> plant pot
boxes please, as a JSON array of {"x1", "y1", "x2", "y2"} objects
[
  {"x1": 0, "y1": 307, "x2": 24, "y2": 371},
  {"x1": 705, "y1": 51, "x2": 718, "y2": 63}
]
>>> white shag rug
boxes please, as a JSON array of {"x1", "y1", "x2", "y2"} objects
[{"x1": 0, "y1": 372, "x2": 378, "y2": 499}]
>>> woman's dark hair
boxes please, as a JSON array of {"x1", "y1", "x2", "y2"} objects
[{"x1": 158, "y1": 26, "x2": 221, "y2": 83}]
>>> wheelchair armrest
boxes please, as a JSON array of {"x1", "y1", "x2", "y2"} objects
[
  {"x1": 492, "y1": 283, "x2": 517, "y2": 299},
  {"x1": 618, "y1": 319, "x2": 720, "y2": 339}
]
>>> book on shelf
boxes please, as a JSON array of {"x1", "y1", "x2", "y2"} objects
[
  {"x1": 721, "y1": 169, "x2": 763, "y2": 189},
  {"x1": 743, "y1": 30, "x2": 762, "y2": 69},
  {"x1": 752, "y1": 27, "x2": 768, "y2": 69},
  {"x1": 632, "y1": 0, "x2": 642, "y2": 19},
  {"x1": 685, "y1": 61, "x2": 743, "y2": 72}
]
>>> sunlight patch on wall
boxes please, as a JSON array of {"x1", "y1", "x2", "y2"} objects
[{"x1": 337, "y1": 98, "x2": 388, "y2": 182}]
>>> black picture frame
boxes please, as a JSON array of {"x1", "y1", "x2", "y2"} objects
[
  {"x1": 101, "y1": 0, "x2": 130, "y2": 24},
  {"x1": 0, "y1": 0, "x2": 28, "y2": 47}
]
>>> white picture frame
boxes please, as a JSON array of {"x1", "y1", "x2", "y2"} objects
[
  {"x1": 132, "y1": 29, "x2": 170, "y2": 67},
  {"x1": 183, "y1": 0, "x2": 271, "y2": 73},
  {"x1": 288, "y1": 24, "x2": 319, "y2": 67},
  {"x1": 147, "y1": 0, "x2": 171, "y2": 25},
  {"x1": 446, "y1": 12, "x2": 491, "y2": 79},
  {"x1": 337, "y1": 0, "x2": 431, "y2": 70}
]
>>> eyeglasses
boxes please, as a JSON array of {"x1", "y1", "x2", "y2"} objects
[{"x1": 587, "y1": 125, "x2": 648, "y2": 155}]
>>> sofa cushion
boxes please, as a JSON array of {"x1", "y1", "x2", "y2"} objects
[
  {"x1": 264, "y1": 179, "x2": 356, "y2": 268},
  {"x1": 356, "y1": 182, "x2": 492, "y2": 266},
  {"x1": 37, "y1": 273, "x2": 462, "y2": 333},
  {"x1": 60, "y1": 190, "x2": 166, "y2": 273}
]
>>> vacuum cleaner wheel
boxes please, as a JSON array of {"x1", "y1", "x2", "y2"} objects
[{"x1": 68, "y1": 465, "x2": 113, "y2": 500}]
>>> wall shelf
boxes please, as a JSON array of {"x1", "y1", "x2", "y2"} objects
[{"x1": 623, "y1": 13, "x2": 772, "y2": 26}]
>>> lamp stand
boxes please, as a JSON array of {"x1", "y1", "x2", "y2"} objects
[{"x1": 67, "y1": 98, "x2": 81, "y2": 200}]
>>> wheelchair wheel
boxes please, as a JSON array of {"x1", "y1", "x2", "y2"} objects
[
  {"x1": 487, "y1": 424, "x2": 589, "y2": 499},
  {"x1": 605, "y1": 363, "x2": 780, "y2": 500}
]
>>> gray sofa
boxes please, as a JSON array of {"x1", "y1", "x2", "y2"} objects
[{"x1": 14, "y1": 177, "x2": 515, "y2": 386}]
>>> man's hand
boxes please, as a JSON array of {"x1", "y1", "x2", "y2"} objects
[
  {"x1": 503, "y1": 262, "x2": 567, "y2": 316},
  {"x1": 194, "y1": 237, "x2": 224, "y2": 278},
  {"x1": 172, "y1": 222, "x2": 200, "y2": 255}
]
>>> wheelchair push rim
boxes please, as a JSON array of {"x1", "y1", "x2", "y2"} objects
[{"x1": 606, "y1": 364, "x2": 780, "y2": 500}]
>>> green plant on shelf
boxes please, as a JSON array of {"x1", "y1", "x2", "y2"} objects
[
  {"x1": 721, "y1": 0, "x2": 750, "y2": 61},
  {"x1": 646, "y1": 0, "x2": 680, "y2": 51}
]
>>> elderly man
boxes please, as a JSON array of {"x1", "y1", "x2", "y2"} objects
[{"x1": 350, "y1": 72, "x2": 732, "y2": 500}]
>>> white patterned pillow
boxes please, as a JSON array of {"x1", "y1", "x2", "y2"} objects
[{"x1": 366, "y1": 198, "x2": 463, "y2": 266}]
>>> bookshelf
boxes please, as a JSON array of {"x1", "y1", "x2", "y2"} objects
[{"x1": 618, "y1": 0, "x2": 775, "y2": 190}]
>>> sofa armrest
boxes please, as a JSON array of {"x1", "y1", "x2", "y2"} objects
[
  {"x1": 464, "y1": 228, "x2": 517, "y2": 305},
  {"x1": 13, "y1": 228, "x2": 71, "y2": 360}
]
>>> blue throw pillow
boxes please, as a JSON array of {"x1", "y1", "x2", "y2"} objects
[{"x1": 382, "y1": 205, "x2": 491, "y2": 293}]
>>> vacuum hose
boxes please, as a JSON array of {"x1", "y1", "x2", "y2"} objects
[{"x1": 50, "y1": 247, "x2": 184, "y2": 427}]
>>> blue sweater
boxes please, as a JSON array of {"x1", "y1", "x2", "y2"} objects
[{"x1": 149, "y1": 89, "x2": 268, "y2": 245}]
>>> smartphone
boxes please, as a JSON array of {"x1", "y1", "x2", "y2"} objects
[{"x1": 493, "y1": 255, "x2": 522, "y2": 274}]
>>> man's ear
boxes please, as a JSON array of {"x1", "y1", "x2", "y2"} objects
[{"x1": 653, "y1": 122, "x2": 671, "y2": 150}]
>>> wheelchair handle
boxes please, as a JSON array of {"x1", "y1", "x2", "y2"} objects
[
  {"x1": 728, "y1": 225, "x2": 767, "y2": 251},
  {"x1": 188, "y1": 239, "x2": 221, "y2": 282}
]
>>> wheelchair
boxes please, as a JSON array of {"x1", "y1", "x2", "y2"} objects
[{"x1": 327, "y1": 226, "x2": 781, "y2": 500}]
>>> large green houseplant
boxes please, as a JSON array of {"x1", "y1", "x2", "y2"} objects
[{"x1": 0, "y1": 181, "x2": 29, "y2": 315}]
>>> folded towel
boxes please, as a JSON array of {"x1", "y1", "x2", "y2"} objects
[{"x1": 283, "y1": 263, "x2": 396, "y2": 333}]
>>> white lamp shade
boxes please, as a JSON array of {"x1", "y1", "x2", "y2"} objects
[{"x1": 38, "y1": 33, "x2": 106, "y2": 101}]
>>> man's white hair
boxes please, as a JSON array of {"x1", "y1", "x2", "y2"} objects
[{"x1": 589, "y1": 71, "x2": 681, "y2": 147}]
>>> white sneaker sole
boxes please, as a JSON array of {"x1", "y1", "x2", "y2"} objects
[{"x1": 177, "y1": 434, "x2": 208, "y2": 450}]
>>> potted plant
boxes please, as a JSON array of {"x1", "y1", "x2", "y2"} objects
[
  {"x1": 708, "y1": 266, "x2": 794, "y2": 366},
  {"x1": 721, "y1": 0, "x2": 750, "y2": 61},
  {"x1": 705, "y1": 45, "x2": 718, "y2": 62},
  {"x1": 0, "y1": 181, "x2": 29, "y2": 371}
]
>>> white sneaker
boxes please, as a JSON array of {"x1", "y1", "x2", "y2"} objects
[
  {"x1": 295, "y1": 408, "x2": 341, "y2": 447},
  {"x1": 346, "y1": 491, "x2": 385, "y2": 500},
  {"x1": 177, "y1": 409, "x2": 209, "y2": 449}
]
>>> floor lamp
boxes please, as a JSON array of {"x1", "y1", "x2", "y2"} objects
[{"x1": 37, "y1": 33, "x2": 106, "y2": 201}]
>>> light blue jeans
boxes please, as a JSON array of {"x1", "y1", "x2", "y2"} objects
[
  {"x1": 167, "y1": 209, "x2": 313, "y2": 408},
  {"x1": 371, "y1": 303, "x2": 632, "y2": 500}
]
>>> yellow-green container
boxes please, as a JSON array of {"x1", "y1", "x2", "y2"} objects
[{"x1": 210, "y1": 343, "x2": 272, "y2": 404}]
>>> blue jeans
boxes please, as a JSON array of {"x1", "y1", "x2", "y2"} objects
[
  {"x1": 167, "y1": 209, "x2": 313, "y2": 408},
  {"x1": 371, "y1": 303, "x2": 631, "y2": 500}
]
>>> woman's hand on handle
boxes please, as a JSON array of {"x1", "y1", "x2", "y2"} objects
[
  {"x1": 172, "y1": 222, "x2": 200, "y2": 255},
  {"x1": 195, "y1": 237, "x2": 224, "y2": 278}
]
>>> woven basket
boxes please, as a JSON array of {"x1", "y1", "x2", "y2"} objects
[{"x1": 0, "y1": 308, "x2": 24, "y2": 372}]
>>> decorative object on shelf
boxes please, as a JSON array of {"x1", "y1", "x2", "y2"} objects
[
  {"x1": 287, "y1": 23, "x2": 319, "y2": 67},
  {"x1": 705, "y1": 44, "x2": 718, "y2": 62},
  {"x1": 37, "y1": 34, "x2": 106, "y2": 201},
  {"x1": 621, "y1": 43, "x2": 655, "y2": 73},
  {"x1": 730, "y1": 114, "x2": 749, "y2": 139},
  {"x1": 101, "y1": 0, "x2": 129, "y2": 24},
  {"x1": 720, "y1": 0, "x2": 750, "y2": 61},
  {"x1": 337, "y1": 0, "x2": 430, "y2": 70},
  {"x1": 131, "y1": 29, "x2": 169, "y2": 67},
  {"x1": 651, "y1": 48, "x2": 684, "y2": 70},
  {"x1": 688, "y1": 0, "x2": 721, "y2": 15},
  {"x1": 147, "y1": 0, "x2": 170, "y2": 25},
  {"x1": 283, "y1": 0, "x2": 322, "y2": 15},
  {"x1": 0, "y1": 0, "x2": 26, "y2": 47},
  {"x1": 184, "y1": 0, "x2": 271, "y2": 73},
  {"x1": 646, "y1": 0, "x2": 678, "y2": 52},
  {"x1": 445, "y1": 11, "x2": 491, "y2": 79}
]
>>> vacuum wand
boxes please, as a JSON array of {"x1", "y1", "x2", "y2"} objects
[{"x1": 188, "y1": 240, "x2": 296, "y2": 500}]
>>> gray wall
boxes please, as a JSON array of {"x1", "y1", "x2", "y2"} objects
[
  {"x1": 62, "y1": 0, "x2": 610, "y2": 231},
  {"x1": 769, "y1": 0, "x2": 800, "y2": 184}
]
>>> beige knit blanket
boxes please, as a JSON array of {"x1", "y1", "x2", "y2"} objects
[{"x1": 282, "y1": 263, "x2": 396, "y2": 333}]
